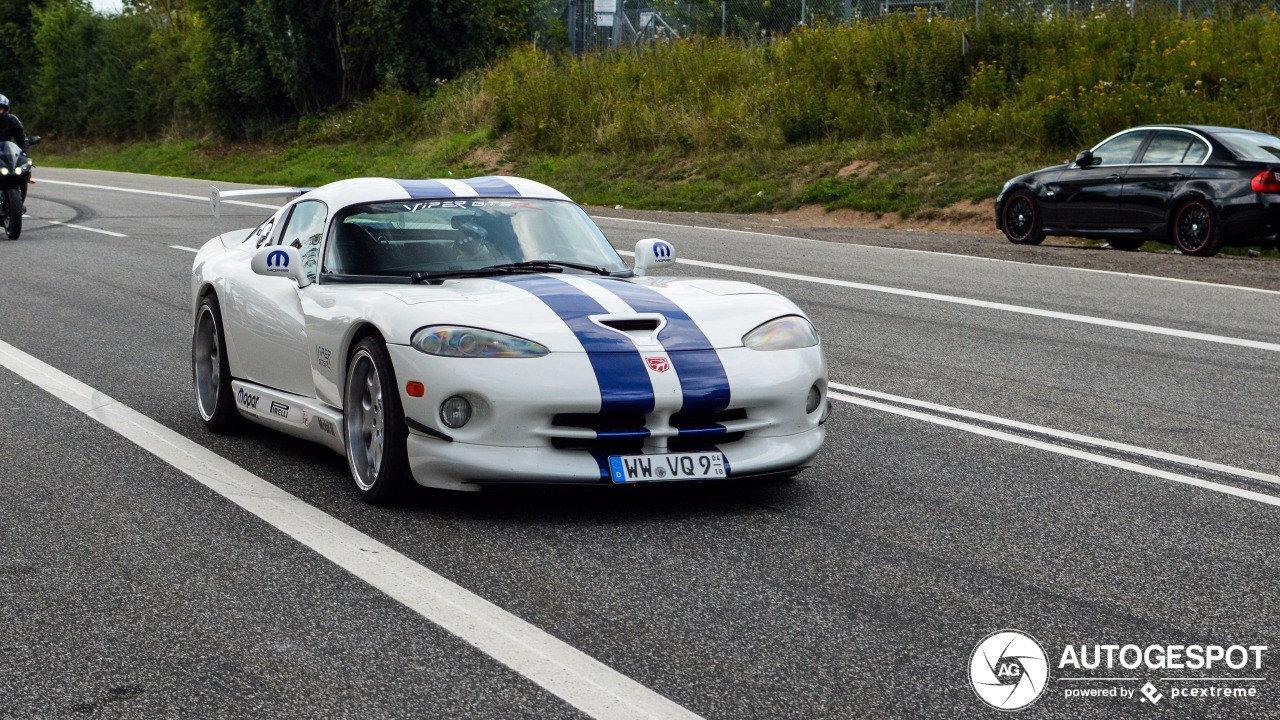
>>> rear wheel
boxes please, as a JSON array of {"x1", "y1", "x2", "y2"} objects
[
  {"x1": 192, "y1": 295, "x2": 240, "y2": 432},
  {"x1": 1171, "y1": 200, "x2": 1223, "y2": 257},
  {"x1": 344, "y1": 337, "x2": 412, "y2": 503},
  {"x1": 1001, "y1": 192, "x2": 1045, "y2": 245},
  {"x1": 2, "y1": 187, "x2": 21, "y2": 240},
  {"x1": 1108, "y1": 238, "x2": 1145, "y2": 251}
]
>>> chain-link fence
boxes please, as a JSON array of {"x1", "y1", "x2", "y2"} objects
[{"x1": 558, "y1": 0, "x2": 1270, "y2": 52}]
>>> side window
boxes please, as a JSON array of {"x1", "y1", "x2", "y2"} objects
[
  {"x1": 1141, "y1": 131, "x2": 1206, "y2": 164},
  {"x1": 279, "y1": 201, "x2": 327, "y2": 281},
  {"x1": 1091, "y1": 132, "x2": 1147, "y2": 166}
]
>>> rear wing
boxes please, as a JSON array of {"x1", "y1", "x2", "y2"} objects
[{"x1": 209, "y1": 185, "x2": 314, "y2": 218}]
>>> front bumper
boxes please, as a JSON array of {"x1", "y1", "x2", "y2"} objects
[{"x1": 386, "y1": 343, "x2": 829, "y2": 489}]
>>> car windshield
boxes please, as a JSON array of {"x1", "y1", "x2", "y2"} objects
[
  {"x1": 322, "y1": 198, "x2": 626, "y2": 278},
  {"x1": 1214, "y1": 131, "x2": 1280, "y2": 161}
]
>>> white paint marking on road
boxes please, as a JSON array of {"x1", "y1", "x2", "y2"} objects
[
  {"x1": 0, "y1": 338, "x2": 702, "y2": 720},
  {"x1": 596, "y1": 215, "x2": 1280, "y2": 296},
  {"x1": 831, "y1": 382, "x2": 1280, "y2": 487},
  {"x1": 616, "y1": 250, "x2": 1280, "y2": 354},
  {"x1": 44, "y1": 219, "x2": 128, "y2": 238},
  {"x1": 38, "y1": 178, "x2": 281, "y2": 210},
  {"x1": 169, "y1": 245, "x2": 199, "y2": 253},
  {"x1": 829, "y1": 391, "x2": 1280, "y2": 510}
]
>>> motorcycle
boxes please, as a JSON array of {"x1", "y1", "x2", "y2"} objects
[{"x1": 0, "y1": 135, "x2": 40, "y2": 240}]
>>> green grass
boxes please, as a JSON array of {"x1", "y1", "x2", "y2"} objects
[{"x1": 38, "y1": 10, "x2": 1280, "y2": 223}]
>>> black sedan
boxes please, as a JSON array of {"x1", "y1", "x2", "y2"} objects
[{"x1": 995, "y1": 125, "x2": 1280, "y2": 256}]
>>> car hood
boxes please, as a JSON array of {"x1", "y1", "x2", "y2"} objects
[{"x1": 353, "y1": 274, "x2": 804, "y2": 351}]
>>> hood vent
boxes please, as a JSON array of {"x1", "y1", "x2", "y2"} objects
[{"x1": 599, "y1": 318, "x2": 660, "y2": 332}]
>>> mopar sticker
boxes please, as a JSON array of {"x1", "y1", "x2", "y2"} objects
[
  {"x1": 652, "y1": 241, "x2": 674, "y2": 262},
  {"x1": 316, "y1": 346, "x2": 332, "y2": 370},
  {"x1": 236, "y1": 388, "x2": 259, "y2": 410},
  {"x1": 270, "y1": 401, "x2": 289, "y2": 418},
  {"x1": 265, "y1": 249, "x2": 290, "y2": 272}
]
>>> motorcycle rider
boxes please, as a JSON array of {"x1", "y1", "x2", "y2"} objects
[{"x1": 0, "y1": 95, "x2": 29, "y2": 152}]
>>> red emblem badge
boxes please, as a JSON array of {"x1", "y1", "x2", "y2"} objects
[{"x1": 646, "y1": 357, "x2": 670, "y2": 373}]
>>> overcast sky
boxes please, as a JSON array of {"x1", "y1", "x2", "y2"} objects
[{"x1": 92, "y1": 0, "x2": 123, "y2": 14}]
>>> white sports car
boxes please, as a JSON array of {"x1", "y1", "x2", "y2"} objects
[{"x1": 191, "y1": 176, "x2": 829, "y2": 501}]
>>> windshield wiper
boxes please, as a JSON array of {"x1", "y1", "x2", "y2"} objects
[
  {"x1": 487, "y1": 260, "x2": 612, "y2": 276},
  {"x1": 410, "y1": 260, "x2": 611, "y2": 284}
]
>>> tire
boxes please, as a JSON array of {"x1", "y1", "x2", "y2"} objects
[
  {"x1": 1000, "y1": 191, "x2": 1045, "y2": 245},
  {"x1": 1171, "y1": 199, "x2": 1223, "y2": 257},
  {"x1": 192, "y1": 295, "x2": 240, "y2": 432},
  {"x1": 1108, "y1": 238, "x2": 1145, "y2": 251},
  {"x1": 343, "y1": 337, "x2": 412, "y2": 503},
  {"x1": 3, "y1": 187, "x2": 21, "y2": 240}
]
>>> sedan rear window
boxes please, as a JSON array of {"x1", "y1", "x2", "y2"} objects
[{"x1": 1215, "y1": 131, "x2": 1280, "y2": 161}]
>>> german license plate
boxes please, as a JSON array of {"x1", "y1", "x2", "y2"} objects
[{"x1": 608, "y1": 452, "x2": 726, "y2": 483}]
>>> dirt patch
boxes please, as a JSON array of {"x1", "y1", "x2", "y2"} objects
[
  {"x1": 773, "y1": 200, "x2": 998, "y2": 235},
  {"x1": 459, "y1": 142, "x2": 514, "y2": 175},
  {"x1": 837, "y1": 160, "x2": 878, "y2": 178}
]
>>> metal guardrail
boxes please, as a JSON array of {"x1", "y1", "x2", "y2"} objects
[{"x1": 560, "y1": 0, "x2": 1267, "y2": 53}]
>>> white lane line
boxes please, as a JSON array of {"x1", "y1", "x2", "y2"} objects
[
  {"x1": 831, "y1": 382, "x2": 1280, "y2": 486},
  {"x1": 595, "y1": 215, "x2": 1280, "y2": 297},
  {"x1": 828, "y1": 391, "x2": 1280, "y2": 510},
  {"x1": 44, "y1": 219, "x2": 128, "y2": 238},
  {"x1": 0, "y1": 338, "x2": 701, "y2": 720},
  {"x1": 169, "y1": 245, "x2": 198, "y2": 253},
  {"x1": 616, "y1": 251, "x2": 1280, "y2": 354},
  {"x1": 37, "y1": 178, "x2": 280, "y2": 210}
]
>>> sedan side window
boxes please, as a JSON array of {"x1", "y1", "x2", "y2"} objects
[
  {"x1": 1141, "y1": 131, "x2": 1208, "y2": 165},
  {"x1": 1091, "y1": 132, "x2": 1147, "y2": 166},
  {"x1": 279, "y1": 200, "x2": 328, "y2": 282}
]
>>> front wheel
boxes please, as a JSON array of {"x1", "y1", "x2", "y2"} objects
[
  {"x1": 1171, "y1": 200, "x2": 1223, "y2": 257},
  {"x1": 343, "y1": 337, "x2": 412, "y2": 504},
  {"x1": 1000, "y1": 191, "x2": 1045, "y2": 245},
  {"x1": 192, "y1": 295, "x2": 240, "y2": 432},
  {"x1": 2, "y1": 187, "x2": 21, "y2": 240}
]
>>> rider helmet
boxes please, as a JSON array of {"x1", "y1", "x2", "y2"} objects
[{"x1": 0, "y1": 95, "x2": 8, "y2": 112}]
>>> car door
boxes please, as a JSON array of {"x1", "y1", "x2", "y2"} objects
[
  {"x1": 224, "y1": 200, "x2": 327, "y2": 397},
  {"x1": 1046, "y1": 130, "x2": 1149, "y2": 231},
  {"x1": 1120, "y1": 129, "x2": 1208, "y2": 234}
]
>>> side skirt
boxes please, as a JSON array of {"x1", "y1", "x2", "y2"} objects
[{"x1": 230, "y1": 379, "x2": 345, "y2": 454}]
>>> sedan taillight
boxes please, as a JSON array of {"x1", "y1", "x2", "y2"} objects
[{"x1": 1252, "y1": 170, "x2": 1280, "y2": 192}]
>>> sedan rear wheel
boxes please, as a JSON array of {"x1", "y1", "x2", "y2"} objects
[
  {"x1": 1001, "y1": 192, "x2": 1045, "y2": 245},
  {"x1": 344, "y1": 337, "x2": 411, "y2": 503},
  {"x1": 1172, "y1": 200, "x2": 1223, "y2": 257}
]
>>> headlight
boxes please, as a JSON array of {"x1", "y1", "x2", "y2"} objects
[
  {"x1": 0, "y1": 168, "x2": 8, "y2": 176},
  {"x1": 16, "y1": 165, "x2": 27, "y2": 174},
  {"x1": 411, "y1": 326, "x2": 548, "y2": 358},
  {"x1": 742, "y1": 315, "x2": 819, "y2": 351}
]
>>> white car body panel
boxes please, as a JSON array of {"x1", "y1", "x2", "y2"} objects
[{"x1": 191, "y1": 176, "x2": 828, "y2": 489}]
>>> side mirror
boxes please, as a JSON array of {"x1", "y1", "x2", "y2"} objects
[
  {"x1": 632, "y1": 238, "x2": 675, "y2": 277},
  {"x1": 252, "y1": 245, "x2": 311, "y2": 288},
  {"x1": 27, "y1": 136, "x2": 40, "y2": 147},
  {"x1": 1074, "y1": 149, "x2": 1094, "y2": 168}
]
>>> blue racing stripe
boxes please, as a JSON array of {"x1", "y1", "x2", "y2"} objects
[
  {"x1": 587, "y1": 278, "x2": 731, "y2": 413},
  {"x1": 393, "y1": 179, "x2": 455, "y2": 198},
  {"x1": 497, "y1": 275, "x2": 655, "y2": 416},
  {"x1": 460, "y1": 176, "x2": 521, "y2": 197}
]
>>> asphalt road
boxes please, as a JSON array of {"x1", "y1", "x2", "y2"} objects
[{"x1": 2, "y1": 167, "x2": 1278, "y2": 719}]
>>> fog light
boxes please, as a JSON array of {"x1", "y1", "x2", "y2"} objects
[
  {"x1": 440, "y1": 395, "x2": 472, "y2": 428},
  {"x1": 806, "y1": 384, "x2": 822, "y2": 414}
]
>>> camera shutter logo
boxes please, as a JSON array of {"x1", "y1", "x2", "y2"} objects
[{"x1": 969, "y1": 630, "x2": 1050, "y2": 711}]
